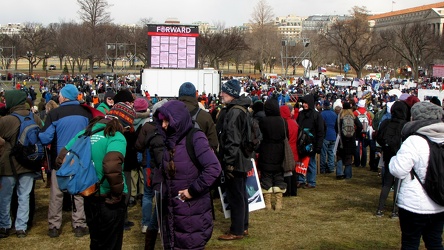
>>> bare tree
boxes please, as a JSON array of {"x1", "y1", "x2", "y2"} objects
[
  {"x1": 249, "y1": 0, "x2": 277, "y2": 73},
  {"x1": 379, "y1": 22, "x2": 437, "y2": 79},
  {"x1": 77, "y1": 0, "x2": 112, "y2": 29},
  {"x1": 198, "y1": 28, "x2": 249, "y2": 69},
  {"x1": 20, "y1": 23, "x2": 51, "y2": 75},
  {"x1": 322, "y1": 7, "x2": 385, "y2": 78},
  {"x1": 77, "y1": 0, "x2": 113, "y2": 73}
]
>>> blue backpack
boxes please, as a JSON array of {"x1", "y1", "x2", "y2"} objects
[
  {"x1": 11, "y1": 111, "x2": 45, "y2": 171},
  {"x1": 56, "y1": 127, "x2": 105, "y2": 196}
]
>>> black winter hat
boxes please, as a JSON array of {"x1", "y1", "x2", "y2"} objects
[{"x1": 113, "y1": 89, "x2": 134, "y2": 103}]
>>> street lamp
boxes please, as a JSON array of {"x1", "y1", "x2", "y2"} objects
[
  {"x1": 26, "y1": 51, "x2": 33, "y2": 77},
  {"x1": 44, "y1": 52, "x2": 49, "y2": 77}
]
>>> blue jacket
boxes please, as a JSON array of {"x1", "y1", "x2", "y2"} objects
[
  {"x1": 321, "y1": 108, "x2": 338, "y2": 141},
  {"x1": 39, "y1": 100, "x2": 92, "y2": 165}
]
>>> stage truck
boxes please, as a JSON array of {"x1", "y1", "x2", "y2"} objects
[{"x1": 141, "y1": 68, "x2": 221, "y2": 98}]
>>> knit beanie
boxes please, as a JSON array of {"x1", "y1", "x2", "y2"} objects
[
  {"x1": 60, "y1": 84, "x2": 78, "y2": 101},
  {"x1": 107, "y1": 102, "x2": 136, "y2": 128},
  {"x1": 5, "y1": 90, "x2": 27, "y2": 109},
  {"x1": 104, "y1": 91, "x2": 116, "y2": 100},
  {"x1": 113, "y1": 89, "x2": 134, "y2": 103},
  {"x1": 134, "y1": 98, "x2": 149, "y2": 112},
  {"x1": 221, "y1": 80, "x2": 241, "y2": 98},
  {"x1": 404, "y1": 95, "x2": 420, "y2": 108},
  {"x1": 357, "y1": 99, "x2": 366, "y2": 108},
  {"x1": 178, "y1": 82, "x2": 196, "y2": 97},
  {"x1": 411, "y1": 102, "x2": 443, "y2": 121},
  {"x1": 333, "y1": 99, "x2": 343, "y2": 109},
  {"x1": 151, "y1": 99, "x2": 168, "y2": 115}
]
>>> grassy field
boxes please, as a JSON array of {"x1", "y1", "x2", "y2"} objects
[{"x1": 0, "y1": 167, "x2": 423, "y2": 250}]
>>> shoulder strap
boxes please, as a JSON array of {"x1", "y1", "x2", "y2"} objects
[
  {"x1": 410, "y1": 133, "x2": 431, "y2": 185},
  {"x1": 232, "y1": 105, "x2": 247, "y2": 113},
  {"x1": 80, "y1": 127, "x2": 105, "y2": 138},
  {"x1": 186, "y1": 127, "x2": 203, "y2": 171}
]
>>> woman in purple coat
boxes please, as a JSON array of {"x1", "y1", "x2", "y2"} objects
[{"x1": 154, "y1": 100, "x2": 221, "y2": 249}]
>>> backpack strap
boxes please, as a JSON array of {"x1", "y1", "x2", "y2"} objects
[
  {"x1": 410, "y1": 133, "x2": 431, "y2": 185},
  {"x1": 186, "y1": 127, "x2": 203, "y2": 172}
]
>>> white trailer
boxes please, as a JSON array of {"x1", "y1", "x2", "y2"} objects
[{"x1": 141, "y1": 68, "x2": 221, "y2": 98}]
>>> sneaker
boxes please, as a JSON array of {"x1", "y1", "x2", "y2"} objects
[
  {"x1": 73, "y1": 227, "x2": 89, "y2": 237},
  {"x1": 48, "y1": 228, "x2": 60, "y2": 238},
  {"x1": 141, "y1": 225, "x2": 148, "y2": 234},
  {"x1": 128, "y1": 197, "x2": 137, "y2": 207},
  {"x1": 0, "y1": 228, "x2": 10, "y2": 238},
  {"x1": 16, "y1": 230, "x2": 27, "y2": 238},
  {"x1": 391, "y1": 212, "x2": 399, "y2": 219},
  {"x1": 375, "y1": 210, "x2": 384, "y2": 217}
]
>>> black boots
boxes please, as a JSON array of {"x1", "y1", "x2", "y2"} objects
[{"x1": 145, "y1": 229, "x2": 158, "y2": 250}]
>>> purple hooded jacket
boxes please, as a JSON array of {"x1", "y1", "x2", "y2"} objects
[{"x1": 155, "y1": 100, "x2": 221, "y2": 249}]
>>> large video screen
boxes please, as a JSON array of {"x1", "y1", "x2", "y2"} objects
[{"x1": 147, "y1": 24, "x2": 199, "y2": 69}]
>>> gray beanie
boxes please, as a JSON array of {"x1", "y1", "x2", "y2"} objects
[
  {"x1": 221, "y1": 80, "x2": 241, "y2": 98},
  {"x1": 411, "y1": 102, "x2": 443, "y2": 121}
]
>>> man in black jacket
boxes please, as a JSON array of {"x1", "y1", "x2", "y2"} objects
[
  {"x1": 217, "y1": 80, "x2": 252, "y2": 241},
  {"x1": 297, "y1": 94, "x2": 325, "y2": 188}
]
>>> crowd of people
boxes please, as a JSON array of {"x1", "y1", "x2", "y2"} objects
[{"x1": 0, "y1": 74, "x2": 443, "y2": 249}]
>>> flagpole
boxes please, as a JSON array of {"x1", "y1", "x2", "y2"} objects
[{"x1": 392, "y1": 1, "x2": 395, "y2": 12}]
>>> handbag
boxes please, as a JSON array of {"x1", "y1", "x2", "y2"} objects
[{"x1": 282, "y1": 118, "x2": 295, "y2": 172}]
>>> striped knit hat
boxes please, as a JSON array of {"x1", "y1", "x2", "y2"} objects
[{"x1": 107, "y1": 102, "x2": 136, "y2": 128}]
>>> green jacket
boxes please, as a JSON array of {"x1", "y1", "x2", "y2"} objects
[
  {"x1": 96, "y1": 102, "x2": 111, "y2": 115},
  {"x1": 63, "y1": 122, "x2": 128, "y2": 195}
]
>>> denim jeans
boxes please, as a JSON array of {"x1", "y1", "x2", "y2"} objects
[
  {"x1": 298, "y1": 154, "x2": 317, "y2": 186},
  {"x1": 354, "y1": 138, "x2": 368, "y2": 167},
  {"x1": 142, "y1": 167, "x2": 158, "y2": 230},
  {"x1": 336, "y1": 160, "x2": 343, "y2": 176},
  {"x1": 321, "y1": 139, "x2": 336, "y2": 173},
  {"x1": 0, "y1": 173, "x2": 35, "y2": 231},
  {"x1": 398, "y1": 208, "x2": 444, "y2": 250}
]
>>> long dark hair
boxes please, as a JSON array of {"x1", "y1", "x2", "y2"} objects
[{"x1": 86, "y1": 117, "x2": 124, "y2": 136}]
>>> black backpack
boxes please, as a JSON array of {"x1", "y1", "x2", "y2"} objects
[
  {"x1": 410, "y1": 133, "x2": 444, "y2": 206},
  {"x1": 297, "y1": 127, "x2": 314, "y2": 158},
  {"x1": 377, "y1": 119, "x2": 406, "y2": 162},
  {"x1": 232, "y1": 105, "x2": 262, "y2": 158}
]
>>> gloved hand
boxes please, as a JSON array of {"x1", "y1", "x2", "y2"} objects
[{"x1": 225, "y1": 165, "x2": 235, "y2": 179}]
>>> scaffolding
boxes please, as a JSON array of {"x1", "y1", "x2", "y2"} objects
[
  {"x1": 280, "y1": 38, "x2": 311, "y2": 78},
  {"x1": 105, "y1": 43, "x2": 137, "y2": 74}
]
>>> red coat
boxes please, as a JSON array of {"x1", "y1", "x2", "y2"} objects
[{"x1": 280, "y1": 105, "x2": 299, "y2": 162}]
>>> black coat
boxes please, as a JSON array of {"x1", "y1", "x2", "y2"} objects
[
  {"x1": 297, "y1": 94, "x2": 325, "y2": 153},
  {"x1": 258, "y1": 98, "x2": 285, "y2": 172}
]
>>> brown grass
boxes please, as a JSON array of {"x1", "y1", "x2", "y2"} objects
[{"x1": 1, "y1": 167, "x2": 421, "y2": 250}]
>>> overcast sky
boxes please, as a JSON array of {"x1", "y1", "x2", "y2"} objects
[{"x1": 2, "y1": 0, "x2": 441, "y2": 27}]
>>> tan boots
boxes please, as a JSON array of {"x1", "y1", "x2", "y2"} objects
[
  {"x1": 263, "y1": 187, "x2": 286, "y2": 210},
  {"x1": 273, "y1": 187, "x2": 286, "y2": 210},
  {"x1": 262, "y1": 188, "x2": 273, "y2": 210}
]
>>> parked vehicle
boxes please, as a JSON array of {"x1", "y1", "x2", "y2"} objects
[{"x1": 48, "y1": 65, "x2": 56, "y2": 70}]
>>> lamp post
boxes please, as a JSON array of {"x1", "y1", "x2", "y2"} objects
[
  {"x1": 44, "y1": 52, "x2": 49, "y2": 78},
  {"x1": 26, "y1": 51, "x2": 33, "y2": 77}
]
